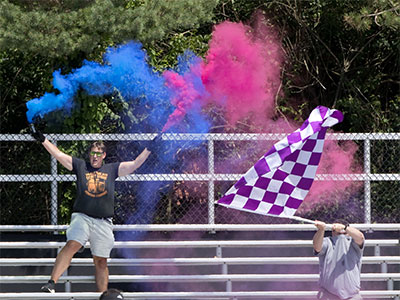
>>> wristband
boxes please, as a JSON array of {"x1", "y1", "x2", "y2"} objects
[{"x1": 344, "y1": 224, "x2": 349, "y2": 231}]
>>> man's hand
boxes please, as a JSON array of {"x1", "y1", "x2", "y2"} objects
[
  {"x1": 147, "y1": 133, "x2": 162, "y2": 152},
  {"x1": 30, "y1": 124, "x2": 45, "y2": 143},
  {"x1": 332, "y1": 223, "x2": 346, "y2": 234},
  {"x1": 314, "y1": 220, "x2": 326, "y2": 231}
]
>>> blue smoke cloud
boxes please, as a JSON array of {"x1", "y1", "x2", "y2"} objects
[{"x1": 26, "y1": 41, "x2": 179, "y2": 130}]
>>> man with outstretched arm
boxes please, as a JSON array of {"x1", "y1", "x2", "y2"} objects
[
  {"x1": 31, "y1": 129, "x2": 160, "y2": 293},
  {"x1": 313, "y1": 220, "x2": 365, "y2": 300}
]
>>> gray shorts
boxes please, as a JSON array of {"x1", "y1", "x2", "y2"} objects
[{"x1": 66, "y1": 212, "x2": 114, "y2": 258}]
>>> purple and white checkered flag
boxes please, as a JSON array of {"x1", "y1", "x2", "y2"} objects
[{"x1": 217, "y1": 106, "x2": 343, "y2": 218}]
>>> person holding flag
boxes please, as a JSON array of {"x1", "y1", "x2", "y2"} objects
[
  {"x1": 31, "y1": 127, "x2": 161, "y2": 293},
  {"x1": 216, "y1": 106, "x2": 364, "y2": 298},
  {"x1": 313, "y1": 220, "x2": 365, "y2": 300}
]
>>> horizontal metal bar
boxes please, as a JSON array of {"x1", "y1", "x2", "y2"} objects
[
  {"x1": 2, "y1": 173, "x2": 400, "y2": 182},
  {"x1": 1, "y1": 224, "x2": 399, "y2": 232},
  {"x1": 1, "y1": 133, "x2": 400, "y2": 142},
  {"x1": 0, "y1": 256, "x2": 398, "y2": 267},
  {"x1": 1, "y1": 273, "x2": 400, "y2": 283},
  {"x1": 0, "y1": 239, "x2": 398, "y2": 249},
  {"x1": 0, "y1": 291, "x2": 399, "y2": 299}
]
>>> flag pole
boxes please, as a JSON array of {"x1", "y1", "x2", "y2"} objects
[
  {"x1": 288, "y1": 215, "x2": 333, "y2": 230},
  {"x1": 217, "y1": 202, "x2": 334, "y2": 230},
  {"x1": 262, "y1": 213, "x2": 333, "y2": 230},
  {"x1": 289, "y1": 215, "x2": 316, "y2": 224}
]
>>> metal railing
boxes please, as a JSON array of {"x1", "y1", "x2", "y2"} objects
[{"x1": 0, "y1": 291, "x2": 399, "y2": 299}]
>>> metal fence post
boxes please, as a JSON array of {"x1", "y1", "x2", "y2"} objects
[
  {"x1": 50, "y1": 139, "x2": 58, "y2": 225},
  {"x1": 364, "y1": 139, "x2": 371, "y2": 224},
  {"x1": 208, "y1": 139, "x2": 215, "y2": 225},
  {"x1": 374, "y1": 245, "x2": 393, "y2": 291},
  {"x1": 216, "y1": 245, "x2": 232, "y2": 294}
]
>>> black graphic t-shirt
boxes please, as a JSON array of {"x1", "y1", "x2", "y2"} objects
[{"x1": 72, "y1": 157, "x2": 120, "y2": 218}]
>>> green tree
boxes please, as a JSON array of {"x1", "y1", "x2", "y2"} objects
[
  {"x1": 262, "y1": 0, "x2": 399, "y2": 132},
  {"x1": 344, "y1": 0, "x2": 400, "y2": 31},
  {"x1": 0, "y1": 0, "x2": 218, "y2": 58}
]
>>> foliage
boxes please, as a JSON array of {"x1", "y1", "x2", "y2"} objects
[
  {"x1": 146, "y1": 31, "x2": 211, "y2": 72},
  {"x1": 213, "y1": 0, "x2": 266, "y2": 23},
  {"x1": 0, "y1": 0, "x2": 218, "y2": 58},
  {"x1": 344, "y1": 0, "x2": 400, "y2": 31},
  {"x1": 264, "y1": 0, "x2": 399, "y2": 132}
]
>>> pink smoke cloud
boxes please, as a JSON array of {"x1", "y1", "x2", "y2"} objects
[
  {"x1": 160, "y1": 14, "x2": 362, "y2": 220},
  {"x1": 201, "y1": 19, "x2": 283, "y2": 127},
  {"x1": 161, "y1": 14, "x2": 285, "y2": 132}
]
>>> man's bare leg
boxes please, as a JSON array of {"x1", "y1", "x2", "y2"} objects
[
  {"x1": 50, "y1": 240, "x2": 82, "y2": 283},
  {"x1": 93, "y1": 256, "x2": 109, "y2": 292}
]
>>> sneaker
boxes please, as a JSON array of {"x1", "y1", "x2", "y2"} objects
[{"x1": 41, "y1": 280, "x2": 55, "y2": 293}]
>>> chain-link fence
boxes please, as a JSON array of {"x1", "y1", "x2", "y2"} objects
[{"x1": 1, "y1": 133, "x2": 399, "y2": 225}]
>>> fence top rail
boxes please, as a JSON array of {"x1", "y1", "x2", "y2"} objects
[
  {"x1": 1, "y1": 132, "x2": 400, "y2": 142},
  {"x1": 0, "y1": 239, "x2": 398, "y2": 248},
  {"x1": 1, "y1": 223, "x2": 399, "y2": 232},
  {"x1": 2, "y1": 173, "x2": 400, "y2": 182},
  {"x1": 0, "y1": 291, "x2": 399, "y2": 299}
]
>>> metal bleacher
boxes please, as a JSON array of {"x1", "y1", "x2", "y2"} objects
[{"x1": 0, "y1": 224, "x2": 399, "y2": 299}]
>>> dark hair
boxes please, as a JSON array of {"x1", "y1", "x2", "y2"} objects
[
  {"x1": 334, "y1": 219, "x2": 349, "y2": 226},
  {"x1": 89, "y1": 141, "x2": 106, "y2": 153},
  {"x1": 99, "y1": 288, "x2": 124, "y2": 300}
]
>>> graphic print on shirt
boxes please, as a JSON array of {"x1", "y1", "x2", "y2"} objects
[{"x1": 85, "y1": 172, "x2": 108, "y2": 197}]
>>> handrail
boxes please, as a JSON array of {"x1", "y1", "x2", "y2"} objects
[
  {"x1": 1, "y1": 273, "x2": 400, "y2": 283},
  {"x1": 0, "y1": 239, "x2": 398, "y2": 249},
  {"x1": 1, "y1": 223, "x2": 400, "y2": 232},
  {"x1": 0, "y1": 290, "x2": 399, "y2": 299},
  {"x1": 0, "y1": 256, "x2": 399, "y2": 266}
]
